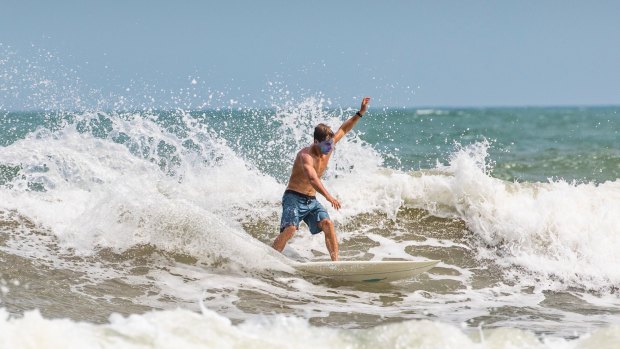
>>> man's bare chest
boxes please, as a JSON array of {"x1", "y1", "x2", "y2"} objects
[{"x1": 314, "y1": 156, "x2": 330, "y2": 176}]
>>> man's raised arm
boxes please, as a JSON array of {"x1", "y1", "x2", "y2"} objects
[{"x1": 333, "y1": 97, "x2": 371, "y2": 143}]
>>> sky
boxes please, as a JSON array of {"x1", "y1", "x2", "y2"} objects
[{"x1": 1, "y1": 0, "x2": 619, "y2": 109}]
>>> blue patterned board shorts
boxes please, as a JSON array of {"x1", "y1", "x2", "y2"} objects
[{"x1": 280, "y1": 190, "x2": 330, "y2": 235}]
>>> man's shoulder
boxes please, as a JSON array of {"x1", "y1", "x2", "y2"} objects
[
  {"x1": 297, "y1": 147, "x2": 315, "y2": 162},
  {"x1": 297, "y1": 146, "x2": 312, "y2": 156}
]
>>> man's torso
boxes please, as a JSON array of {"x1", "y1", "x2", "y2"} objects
[{"x1": 286, "y1": 146, "x2": 331, "y2": 196}]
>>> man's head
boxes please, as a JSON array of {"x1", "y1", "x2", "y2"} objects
[
  {"x1": 314, "y1": 123, "x2": 334, "y2": 143},
  {"x1": 314, "y1": 123, "x2": 334, "y2": 154}
]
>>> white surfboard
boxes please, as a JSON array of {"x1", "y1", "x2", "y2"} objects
[{"x1": 294, "y1": 260, "x2": 439, "y2": 282}]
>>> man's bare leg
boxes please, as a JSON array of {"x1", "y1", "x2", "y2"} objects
[
  {"x1": 272, "y1": 225, "x2": 297, "y2": 252},
  {"x1": 320, "y1": 219, "x2": 338, "y2": 261}
]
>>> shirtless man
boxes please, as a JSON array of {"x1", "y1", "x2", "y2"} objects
[{"x1": 272, "y1": 97, "x2": 371, "y2": 261}]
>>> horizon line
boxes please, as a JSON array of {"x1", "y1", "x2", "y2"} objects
[{"x1": 3, "y1": 103, "x2": 620, "y2": 113}]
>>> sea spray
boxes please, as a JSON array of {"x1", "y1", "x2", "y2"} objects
[
  {"x1": 397, "y1": 141, "x2": 620, "y2": 289},
  {"x1": 2, "y1": 103, "x2": 619, "y2": 293},
  {"x1": 0, "y1": 111, "x2": 289, "y2": 271}
]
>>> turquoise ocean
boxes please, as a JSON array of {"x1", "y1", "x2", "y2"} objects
[{"x1": 1, "y1": 51, "x2": 620, "y2": 348}]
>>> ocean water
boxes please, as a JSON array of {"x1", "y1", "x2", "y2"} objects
[{"x1": 2, "y1": 52, "x2": 620, "y2": 348}]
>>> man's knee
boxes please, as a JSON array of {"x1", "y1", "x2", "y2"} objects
[
  {"x1": 273, "y1": 225, "x2": 297, "y2": 251},
  {"x1": 319, "y1": 218, "x2": 334, "y2": 233},
  {"x1": 281, "y1": 225, "x2": 297, "y2": 238}
]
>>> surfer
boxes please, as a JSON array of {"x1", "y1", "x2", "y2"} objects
[{"x1": 272, "y1": 97, "x2": 371, "y2": 261}]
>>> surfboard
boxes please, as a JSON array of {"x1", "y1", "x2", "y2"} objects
[{"x1": 294, "y1": 260, "x2": 439, "y2": 282}]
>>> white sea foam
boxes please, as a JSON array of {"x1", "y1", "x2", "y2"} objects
[
  {"x1": 421, "y1": 142, "x2": 620, "y2": 289},
  {"x1": 323, "y1": 140, "x2": 620, "y2": 289},
  {"x1": 2, "y1": 106, "x2": 618, "y2": 290},
  {"x1": 0, "y1": 113, "x2": 289, "y2": 272},
  {"x1": 0, "y1": 307, "x2": 617, "y2": 349}
]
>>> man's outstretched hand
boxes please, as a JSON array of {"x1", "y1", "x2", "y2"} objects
[
  {"x1": 327, "y1": 195, "x2": 341, "y2": 210},
  {"x1": 359, "y1": 97, "x2": 371, "y2": 115}
]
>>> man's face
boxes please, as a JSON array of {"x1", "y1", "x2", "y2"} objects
[{"x1": 318, "y1": 138, "x2": 334, "y2": 154}]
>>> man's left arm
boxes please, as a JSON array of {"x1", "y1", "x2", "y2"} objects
[{"x1": 333, "y1": 97, "x2": 371, "y2": 143}]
